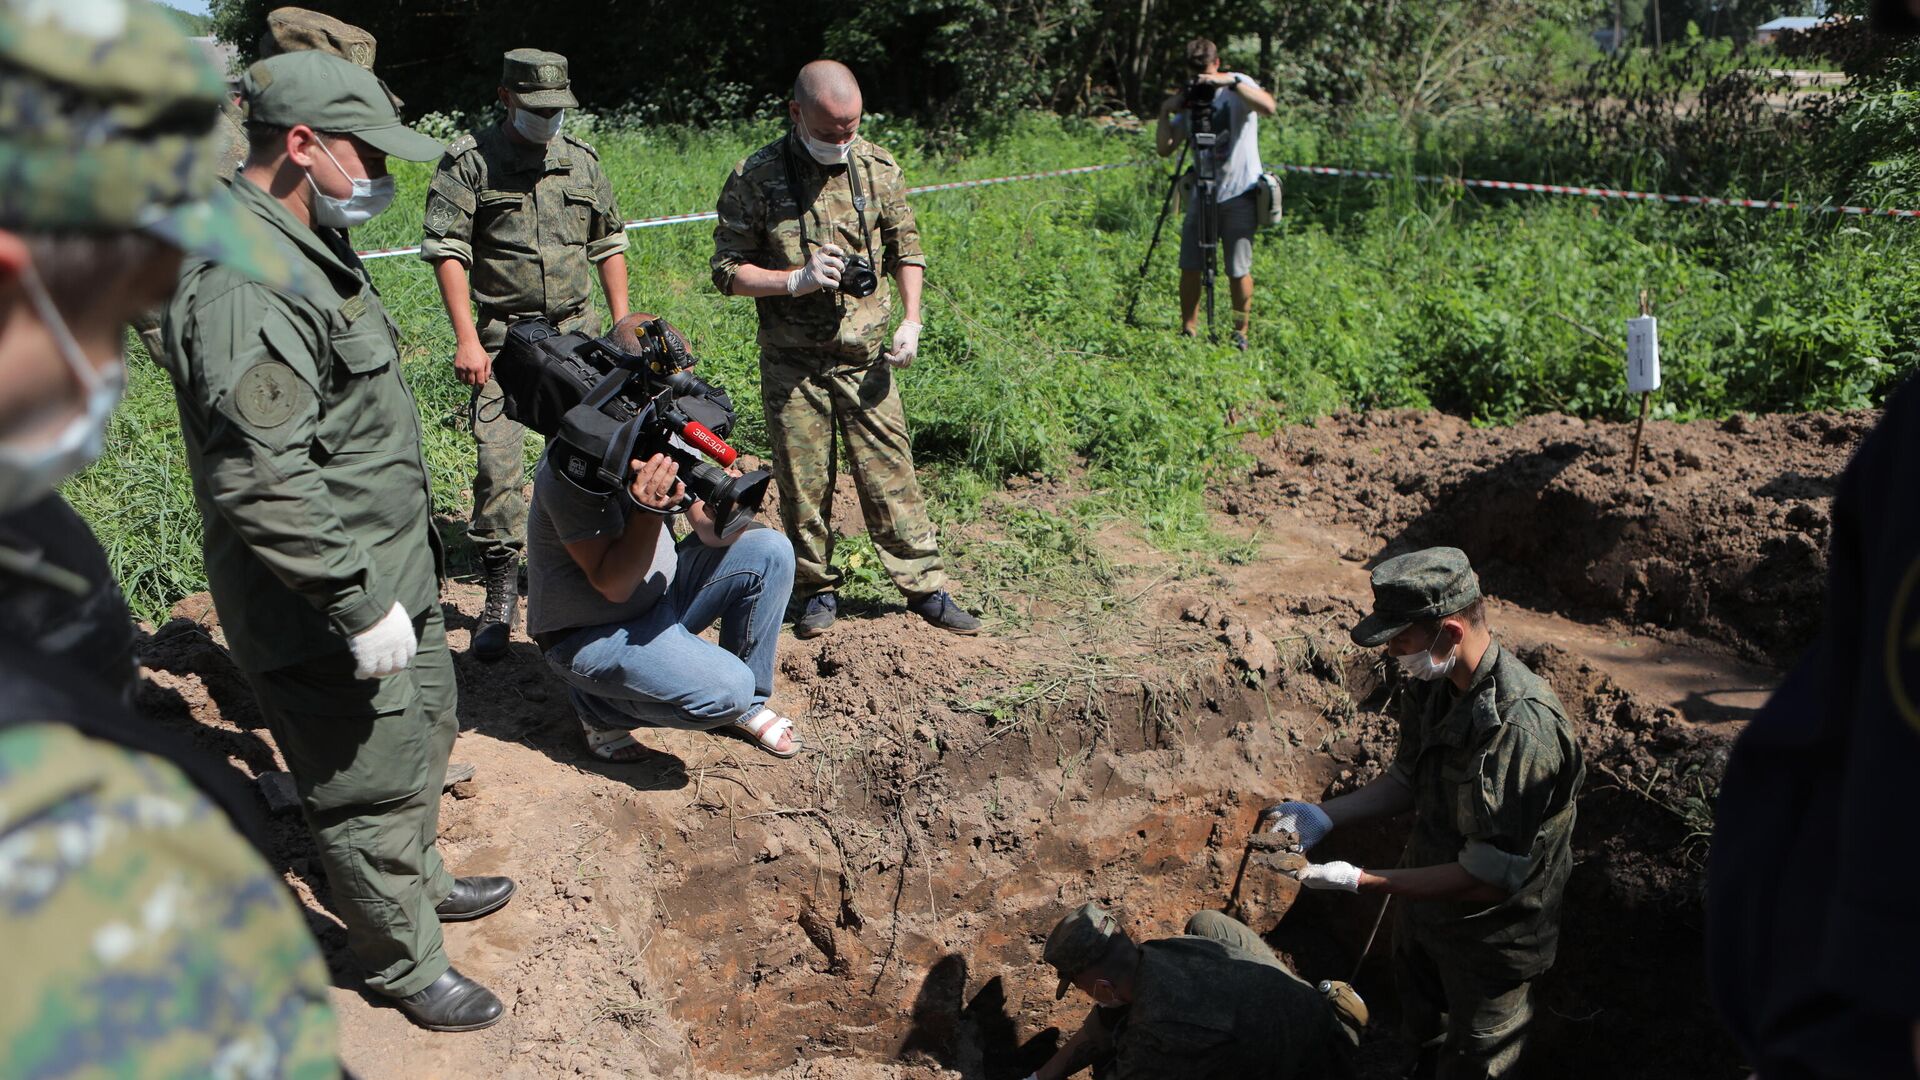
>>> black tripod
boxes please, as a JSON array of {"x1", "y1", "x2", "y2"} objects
[{"x1": 1127, "y1": 85, "x2": 1222, "y2": 341}]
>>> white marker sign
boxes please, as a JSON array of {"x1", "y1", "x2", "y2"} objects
[{"x1": 1626, "y1": 315, "x2": 1660, "y2": 393}]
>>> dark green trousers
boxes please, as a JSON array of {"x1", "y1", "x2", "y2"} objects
[
  {"x1": 250, "y1": 608, "x2": 459, "y2": 998},
  {"x1": 1394, "y1": 930, "x2": 1533, "y2": 1080}
]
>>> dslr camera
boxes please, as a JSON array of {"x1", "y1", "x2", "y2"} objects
[
  {"x1": 493, "y1": 313, "x2": 772, "y2": 538},
  {"x1": 839, "y1": 253, "x2": 879, "y2": 298}
]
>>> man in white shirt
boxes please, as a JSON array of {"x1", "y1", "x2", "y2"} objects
[{"x1": 1156, "y1": 38, "x2": 1277, "y2": 350}]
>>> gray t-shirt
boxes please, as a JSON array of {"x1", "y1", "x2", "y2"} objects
[
  {"x1": 527, "y1": 455, "x2": 677, "y2": 640},
  {"x1": 1171, "y1": 73, "x2": 1264, "y2": 201}
]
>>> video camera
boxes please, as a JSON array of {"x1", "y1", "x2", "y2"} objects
[{"x1": 493, "y1": 313, "x2": 772, "y2": 539}]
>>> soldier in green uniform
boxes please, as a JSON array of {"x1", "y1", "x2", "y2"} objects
[
  {"x1": 130, "y1": 7, "x2": 387, "y2": 365},
  {"x1": 1023, "y1": 901, "x2": 1360, "y2": 1079},
  {"x1": 712, "y1": 59, "x2": 978, "y2": 639},
  {"x1": 422, "y1": 48, "x2": 630, "y2": 661},
  {"x1": 1263, "y1": 547, "x2": 1584, "y2": 1079},
  {"x1": 0, "y1": 0, "x2": 338, "y2": 1072},
  {"x1": 157, "y1": 50, "x2": 515, "y2": 1032}
]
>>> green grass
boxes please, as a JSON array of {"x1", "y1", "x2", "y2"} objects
[{"x1": 83, "y1": 111, "x2": 1920, "y2": 625}]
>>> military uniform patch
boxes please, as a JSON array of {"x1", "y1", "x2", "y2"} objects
[
  {"x1": 233, "y1": 362, "x2": 304, "y2": 429},
  {"x1": 426, "y1": 197, "x2": 457, "y2": 234},
  {"x1": 1890, "y1": 556, "x2": 1920, "y2": 733}
]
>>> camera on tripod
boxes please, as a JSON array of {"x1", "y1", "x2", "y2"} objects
[{"x1": 493, "y1": 313, "x2": 773, "y2": 538}]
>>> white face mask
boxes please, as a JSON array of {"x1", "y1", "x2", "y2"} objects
[
  {"x1": 0, "y1": 263, "x2": 126, "y2": 515},
  {"x1": 798, "y1": 127, "x2": 853, "y2": 165},
  {"x1": 305, "y1": 136, "x2": 396, "y2": 229},
  {"x1": 512, "y1": 105, "x2": 565, "y2": 144},
  {"x1": 1394, "y1": 635, "x2": 1459, "y2": 682}
]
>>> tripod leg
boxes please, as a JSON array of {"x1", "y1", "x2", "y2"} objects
[{"x1": 1126, "y1": 142, "x2": 1188, "y2": 327}]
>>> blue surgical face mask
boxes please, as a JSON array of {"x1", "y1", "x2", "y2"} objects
[
  {"x1": 0, "y1": 263, "x2": 126, "y2": 515},
  {"x1": 512, "y1": 105, "x2": 565, "y2": 144},
  {"x1": 305, "y1": 136, "x2": 396, "y2": 229}
]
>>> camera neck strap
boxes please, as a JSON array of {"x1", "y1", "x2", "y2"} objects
[{"x1": 783, "y1": 131, "x2": 875, "y2": 259}]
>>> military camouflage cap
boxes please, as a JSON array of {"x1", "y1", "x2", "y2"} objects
[
  {"x1": 260, "y1": 7, "x2": 375, "y2": 68},
  {"x1": 243, "y1": 50, "x2": 442, "y2": 162},
  {"x1": 1043, "y1": 902, "x2": 1126, "y2": 999},
  {"x1": 502, "y1": 48, "x2": 577, "y2": 109},
  {"x1": 0, "y1": 0, "x2": 303, "y2": 292},
  {"x1": 1351, "y1": 546, "x2": 1482, "y2": 647},
  {"x1": 258, "y1": 6, "x2": 403, "y2": 109}
]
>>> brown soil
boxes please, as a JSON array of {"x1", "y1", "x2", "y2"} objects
[
  {"x1": 1226, "y1": 408, "x2": 1870, "y2": 665},
  {"x1": 131, "y1": 406, "x2": 1871, "y2": 1079}
]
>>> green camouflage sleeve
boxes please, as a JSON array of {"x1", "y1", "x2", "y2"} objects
[
  {"x1": 874, "y1": 157, "x2": 926, "y2": 274},
  {"x1": 180, "y1": 282, "x2": 395, "y2": 637},
  {"x1": 711, "y1": 162, "x2": 765, "y2": 295},
  {"x1": 420, "y1": 153, "x2": 477, "y2": 265},
  {"x1": 1457, "y1": 705, "x2": 1570, "y2": 893},
  {"x1": 1386, "y1": 685, "x2": 1424, "y2": 789},
  {"x1": 584, "y1": 159, "x2": 628, "y2": 264},
  {"x1": 0, "y1": 723, "x2": 338, "y2": 1079}
]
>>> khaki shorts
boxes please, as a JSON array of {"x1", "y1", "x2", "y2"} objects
[{"x1": 1179, "y1": 187, "x2": 1258, "y2": 278}]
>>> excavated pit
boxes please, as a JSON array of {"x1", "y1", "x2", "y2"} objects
[{"x1": 126, "y1": 405, "x2": 1875, "y2": 1079}]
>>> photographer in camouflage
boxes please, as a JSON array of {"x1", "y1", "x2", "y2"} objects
[
  {"x1": 712, "y1": 59, "x2": 977, "y2": 639},
  {"x1": 0, "y1": 0, "x2": 338, "y2": 1071}
]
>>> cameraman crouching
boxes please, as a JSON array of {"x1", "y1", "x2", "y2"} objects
[
  {"x1": 526, "y1": 392, "x2": 801, "y2": 761},
  {"x1": 1156, "y1": 37, "x2": 1276, "y2": 350}
]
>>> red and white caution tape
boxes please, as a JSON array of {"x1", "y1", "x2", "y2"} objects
[
  {"x1": 1276, "y1": 162, "x2": 1920, "y2": 218},
  {"x1": 357, "y1": 161, "x2": 1146, "y2": 261},
  {"x1": 353, "y1": 157, "x2": 1918, "y2": 262}
]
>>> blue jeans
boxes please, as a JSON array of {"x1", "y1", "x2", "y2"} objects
[{"x1": 544, "y1": 527, "x2": 794, "y2": 731}]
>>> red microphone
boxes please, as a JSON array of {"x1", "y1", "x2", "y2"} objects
[{"x1": 679, "y1": 420, "x2": 738, "y2": 466}]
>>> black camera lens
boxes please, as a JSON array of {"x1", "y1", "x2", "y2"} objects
[{"x1": 840, "y1": 255, "x2": 878, "y2": 298}]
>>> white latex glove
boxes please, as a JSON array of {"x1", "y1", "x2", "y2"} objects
[
  {"x1": 884, "y1": 320, "x2": 922, "y2": 369},
  {"x1": 348, "y1": 601, "x2": 417, "y2": 680},
  {"x1": 1261, "y1": 800, "x2": 1334, "y2": 850},
  {"x1": 1289, "y1": 860, "x2": 1363, "y2": 893},
  {"x1": 786, "y1": 243, "x2": 846, "y2": 296}
]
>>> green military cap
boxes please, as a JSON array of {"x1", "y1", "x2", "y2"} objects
[
  {"x1": 1043, "y1": 902, "x2": 1125, "y2": 999},
  {"x1": 259, "y1": 6, "x2": 376, "y2": 68},
  {"x1": 501, "y1": 48, "x2": 578, "y2": 109},
  {"x1": 0, "y1": 0, "x2": 302, "y2": 292},
  {"x1": 1351, "y1": 546, "x2": 1482, "y2": 647},
  {"x1": 243, "y1": 50, "x2": 442, "y2": 162}
]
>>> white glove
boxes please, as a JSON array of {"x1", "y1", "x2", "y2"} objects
[
  {"x1": 884, "y1": 320, "x2": 922, "y2": 369},
  {"x1": 348, "y1": 601, "x2": 417, "y2": 680},
  {"x1": 786, "y1": 243, "x2": 846, "y2": 296},
  {"x1": 1289, "y1": 860, "x2": 1363, "y2": 893},
  {"x1": 1261, "y1": 800, "x2": 1334, "y2": 850}
]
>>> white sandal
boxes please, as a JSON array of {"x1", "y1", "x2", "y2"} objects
[
  {"x1": 580, "y1": 719, "x2": 651, "y2": 763},
  {"x1": 732, "y1": 706, "x2": 801, "y2": 759}
]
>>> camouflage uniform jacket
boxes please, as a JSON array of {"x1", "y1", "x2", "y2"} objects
[
  {"x1": 420, "y1": 122, "x2": 626, "y2": 345},
  {"x1": 158, "y1": 177, "x2": 442, "y2": 677},
  {"x1": 711, "y1": 131, "x2": 926, "y2": 360},
  {"x1": 1387, "y1": 642, "x2": 1585, "y2": 980},
  {"x1": 1101, "y1": 935, "x2": 1352, "y2": 1079},
  {"x1": 0, "y1": 717, "x2": 338, "y2": 1077}
]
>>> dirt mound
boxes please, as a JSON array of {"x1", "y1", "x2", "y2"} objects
[{"x1": 1229, "y1": 408, "x2": 1874, "y2": 664}]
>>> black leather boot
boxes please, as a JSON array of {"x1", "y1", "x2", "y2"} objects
[
  {"x1": 393, "y1": 968, "x2": 503, "y2": 1032},
  {"x1": 436, "y1": 875, "x2": 516, "y2": 922},
  {"x1": 470, "y1": 555, "x2": 518, "y2": 662}
]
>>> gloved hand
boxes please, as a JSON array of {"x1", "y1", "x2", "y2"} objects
[
  {"x1": 1289, "y1": 860, "x2": 1362, "y2": 893},
  {"x1": 786, "y1": 243, "x2": 846, "y2": 296},
  {"x1": 349, "y1": 601, "x2": 417, "y2": 680},
  {"x1": 884, "y1": 320, "x2": 922, "y2": 369},
  {"x1": 1261, "y1": 800, "x2": 1334, "y2": 850}
]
